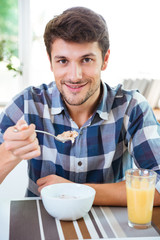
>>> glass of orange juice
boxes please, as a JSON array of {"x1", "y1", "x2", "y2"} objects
[{"x1": 125, "y1": 168, "x2": 157, "y2": 229}]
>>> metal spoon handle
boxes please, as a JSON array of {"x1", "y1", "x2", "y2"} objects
[
  {"x1": 13, "y1": 128, "x2": 73, "y2": 143},
  {"x1": 35, "y1": 129, "x2": 56, "y2": 138},
  {"x1": 35, "y1": 129, "x2": 68, "y2": 143}
]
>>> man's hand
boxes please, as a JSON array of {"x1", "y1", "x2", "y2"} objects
[
  {"x1": 3, "y1": 119, "x2": 41, "y2": 161},
  {"x1": 37, "y1": 175, "x2": 71, "y2": 193}
]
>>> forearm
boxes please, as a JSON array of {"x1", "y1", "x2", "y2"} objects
[
  {"x1": 87, "y1": 181, "x2": 160, "y2": 206},
  {"x1": 0, "y1": 120, "x2": 41, "y2": 184},
  {"x1": 0, "y1": 143, "x2": 21, "y2": 183},
  {"x1": 87, "y1": 181, "x2": 127, "y2": 206},
  {"x1": 154, "y1": 190, "x2": 160, "y2": 206}
]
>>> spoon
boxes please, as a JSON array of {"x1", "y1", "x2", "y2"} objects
[
  {"x1": 13, "y1": 128, "x2": 77, "y2": 143},
  {"x1": 35, "y1": 130, "x2": 72, "y2": 143}
]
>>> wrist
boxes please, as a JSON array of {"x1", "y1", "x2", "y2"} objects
[{"x1": 0, "y1": 143, "x2": 22, "y2": 183}]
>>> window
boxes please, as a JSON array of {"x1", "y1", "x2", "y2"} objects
[{"x1": 0, "y1": 0, "x2": 21, "y2": 105}]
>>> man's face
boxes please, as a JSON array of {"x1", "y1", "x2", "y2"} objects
[{"x1": 50, "y1": 39, "x2": 109, "y2": 106}]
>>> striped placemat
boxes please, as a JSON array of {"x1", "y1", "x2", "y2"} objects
[{"x1": 9, "y1": 199, "x2": 160, "y2": 240}]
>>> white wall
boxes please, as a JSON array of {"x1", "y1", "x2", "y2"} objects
[
  {"x1": 29, "y1": 0, "x2": 160, "y2": 87},
  {"x1": 0, "y1": 161, "x2": 28, "y2": 199}
]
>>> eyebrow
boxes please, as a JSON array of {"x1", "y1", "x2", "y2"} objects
[
  {"x1": 81, "y1": 53, "x2": 96, "y2": 58},
  {"x1": 54, "y1": 56, "x2": 66, "y2": 60}
]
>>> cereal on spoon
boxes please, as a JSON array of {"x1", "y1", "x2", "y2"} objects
[{"x1": 56, "y1": 130, "x2": 78, "y2": 143}]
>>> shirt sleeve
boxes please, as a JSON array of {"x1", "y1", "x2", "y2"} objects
[
  {"x1": 125, "y1": 91, "x2": 160, "y2": 192},
  {"x1": 0, "y1": 93, "x2": 25, "y2": 144}
]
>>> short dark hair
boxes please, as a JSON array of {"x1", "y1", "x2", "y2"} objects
[{"x1": 44, "y1": 7, "x2": 110, "y2": 61}]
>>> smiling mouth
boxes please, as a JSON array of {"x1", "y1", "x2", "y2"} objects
[{"x1": 64, "y1": 82, "x2": 87, "y2": 90}]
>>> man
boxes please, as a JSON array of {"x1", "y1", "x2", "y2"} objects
[{"x1": 0, "y1": 7, "x2": 160, "y2": 206}]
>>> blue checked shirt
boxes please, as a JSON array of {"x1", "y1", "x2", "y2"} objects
[{"x1": 0, "y1": 81, "x2": 160, "y2": 196}]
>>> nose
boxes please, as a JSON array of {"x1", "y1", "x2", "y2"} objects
[{"x1": 68, "y1": 62, "x2": 82, "y2": 82}]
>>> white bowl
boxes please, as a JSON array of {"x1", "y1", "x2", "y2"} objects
[{"x1": 41, "y1": 183, "x2": 96, "y2": 221}]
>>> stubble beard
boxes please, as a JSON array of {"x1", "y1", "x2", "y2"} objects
[{"x1": 60, "y1": 79, "x2": 101, "y2": 106}]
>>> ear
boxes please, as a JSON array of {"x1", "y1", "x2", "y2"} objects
[
  {"x1": 101, "y1": 49, "x2": 110, "y2": 70},
  {"x1": 47, "y1": 53, "x2": 53, "y2": 72}
]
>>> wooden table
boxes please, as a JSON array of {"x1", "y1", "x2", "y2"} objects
[{"x1": 0, "y1": 198, "x2": 160, "y2": 240}]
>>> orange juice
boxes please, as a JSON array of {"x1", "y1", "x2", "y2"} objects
[
  {"x1": 125, "y1": 169, "x2": 157, "y2": 228},
  {"x1": 126, "y1": 181, "x2": 155, "y2": 224}
]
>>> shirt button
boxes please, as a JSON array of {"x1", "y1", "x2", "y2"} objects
[{"x1": 78, "y1": 161, "x2": 82, "y2": 166}]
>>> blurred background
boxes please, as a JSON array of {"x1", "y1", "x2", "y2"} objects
[{"x1": 0, "y1": 0, "x2": 160, "y2": 198}]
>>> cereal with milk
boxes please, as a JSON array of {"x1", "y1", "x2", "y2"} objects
[{"x1": 57, "y1": 130, "x2": 78, "y2": 143}]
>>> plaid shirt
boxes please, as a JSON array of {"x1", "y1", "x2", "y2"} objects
[{"x1": 0, "y1": 81, "x2": 160, "y2": 197}]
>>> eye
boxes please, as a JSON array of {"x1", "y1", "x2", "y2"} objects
[
  {"x1": 59, "y1": 59, "x2": 68, "y2": 64},
  {"x1": 82, "y1": 58, "x2": 92, "y2": 63}
]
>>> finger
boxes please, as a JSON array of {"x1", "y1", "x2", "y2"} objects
[
  {"x1": 4, "y1": 124, "x2": 36, "y2": 141},
  {"x1": 12, "y1": 138, "x2": 39, "y2": 156},
  {"x1": 16, "y1": 119, "x2": 28, "y2": 131},
  {"x1": 16, "y1": 124, "x2": 36, "y2": 140},
  {"x1": 38, "y1": 182, "x2": 54, "y2": 193},
  {"x1": 16, "y1": 124, "x2": 28, "y2": 132},
  {"x1": 37, "y1": 176, "x2": 48, "y2": 186},
  {"x1": 4, "y1": 132, "x2": 37, "y2": 151},
  {"x1": 18, "y1": 146, "x2": 41, "y2": 160},
  {"x1": 38, "y1": 184, "x2": 49, "y2": 193}
]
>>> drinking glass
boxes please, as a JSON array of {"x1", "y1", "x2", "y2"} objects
[{"x1": 125, "y1": 168, "x2": 157, "y2": 229}]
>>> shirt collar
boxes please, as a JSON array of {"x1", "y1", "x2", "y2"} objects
[
  {"x1": 51, "y1": 82, "x2": 65, "y2": 115},
  {"x1": 96, "y1": 81, "x2": 123, "y2": 120},
  {"x1": 50, "y1": 81, "x2": 124, "y2": 119}
]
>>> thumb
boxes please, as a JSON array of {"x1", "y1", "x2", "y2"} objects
[{"x1": 16, "y1": 119, "x2": 28, "y2": 131}]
